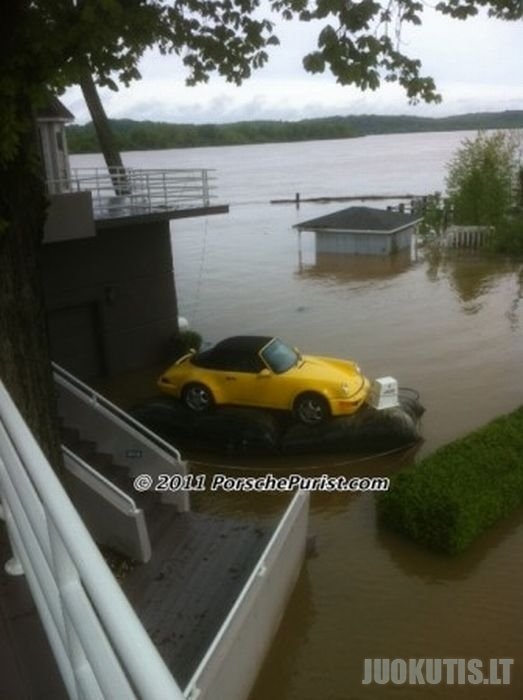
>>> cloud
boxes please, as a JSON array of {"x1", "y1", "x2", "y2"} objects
[{"x1": 63, "y1": 7, "x2": 523, "y2": 125}]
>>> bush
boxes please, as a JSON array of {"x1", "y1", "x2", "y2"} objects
[
  {"x1": 172, "y1": 329, "x2": 202, "y2": 359},
  {"x1": 377, "y1": 407, "x2": 523, "y2": 553},
  {"x1": 446, "y1": 131, "x2": 520, "y2": 228},
  {"x1": 491, "y1": 212, "x2": 523, "y2": 255},
  {"x1": 418, "y1": 192, "x2": 451, "y2": 238}
]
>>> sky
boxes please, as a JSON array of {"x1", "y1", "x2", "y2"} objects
[{"x1": 63, "y1": 6, "x2": 523, "y2": 125}]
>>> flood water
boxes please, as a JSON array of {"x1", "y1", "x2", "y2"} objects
[{"x1": 73, "y1": 131, "x2": 523, "y2": 698}]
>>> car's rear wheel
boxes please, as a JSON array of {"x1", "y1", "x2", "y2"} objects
[
  {"x1": 182, "y1": 383, "x2": 214, "y2": 413},
  {"x1": 294, "y1": 393, "x2": 330, "y2": 425}
]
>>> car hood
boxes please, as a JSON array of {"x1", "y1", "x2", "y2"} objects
[{"x1": 286, "y1": 355, "x2": 367, "y2": 394}]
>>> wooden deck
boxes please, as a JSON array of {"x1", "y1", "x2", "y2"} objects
[
  {"x1": 0, "y1": 509, "x2": 273, "y2": 697},
  {"x1": 123, "y1": 510, "x2": 272, "y2": 689}
]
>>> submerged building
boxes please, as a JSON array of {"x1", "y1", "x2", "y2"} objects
[{"x1": 295, "y1": 205, "x2": 422, "y2": 256}]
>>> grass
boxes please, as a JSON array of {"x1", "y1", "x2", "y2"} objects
[{"x1": 377, "y1": 406, "x2": 523, "y2": 553}]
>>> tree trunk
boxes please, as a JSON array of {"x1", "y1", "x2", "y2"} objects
[
  {"x1": 79, "y1": 69, "x2": 130, "y2": 195},
  {"x1": 0, "y1": 107, "x2": 63, "y2": 471}
]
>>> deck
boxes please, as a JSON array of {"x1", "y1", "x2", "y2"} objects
[
  {"x1": 0, "y1": 506, "x2": 273, "y2": 697},
  {"x1": 122, "y1": 510, "x2": 272, "y2": 689}
]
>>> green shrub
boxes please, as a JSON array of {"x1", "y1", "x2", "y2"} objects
[
  {"x1": 377, "y1": 407, "x2": 523, "y2": 553},
  {"x1": 172, "y1": 329, "x2": 203, "y2": 359},
  {"x1": 490, "y1": 212, "x2": 523, "y2": 255}
]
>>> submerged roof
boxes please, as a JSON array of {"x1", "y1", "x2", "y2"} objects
[{"x1": 295, "y1": 206, "x2": 422, "y2": 234}]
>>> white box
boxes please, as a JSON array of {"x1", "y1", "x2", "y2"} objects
[{"x1": 367, "y1": 377, "x2": 399, "y2": 410}]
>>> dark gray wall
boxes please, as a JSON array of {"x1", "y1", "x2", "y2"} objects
[{"x1": 42, "y1": 219, "x2": 179, "y2": 379}]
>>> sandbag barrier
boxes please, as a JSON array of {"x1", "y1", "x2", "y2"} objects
[{"x1": 131, "y1": 389, "x2": 424, "y2": 457}]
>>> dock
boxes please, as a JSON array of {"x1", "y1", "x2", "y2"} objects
[{"x1": 271, "y1": 193, "x2": 419, "y2": 205}]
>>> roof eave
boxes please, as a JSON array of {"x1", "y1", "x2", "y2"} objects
[{"x1": 296, "y1": 218, "x2": 423, "y2": 235}]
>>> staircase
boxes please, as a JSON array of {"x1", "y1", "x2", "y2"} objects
[{"x1": 53, "y1": 363, "x2": 189, "y2": 563}]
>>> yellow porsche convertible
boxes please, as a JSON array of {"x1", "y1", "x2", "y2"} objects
[{"x1": 158, "y1": 336, "x2": 370, "y2": 425}]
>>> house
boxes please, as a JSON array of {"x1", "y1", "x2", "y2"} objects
[
  {"x1": 38, "y1": 100, "x2": 229, "y2": 380},
  {"x1": 295, "y1": 205, "x2": 422, "y2": 256}
]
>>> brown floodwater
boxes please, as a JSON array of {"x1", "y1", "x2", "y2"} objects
[
  {"x1": 173, "y1": 228, "x2": 523, "y2": 700},
  {"x1": 77, "y1": 133, "x2": 523, "y2": 698}
]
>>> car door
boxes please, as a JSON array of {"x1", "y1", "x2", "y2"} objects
[{"x1": 215, "y1": 349, "x2": 276, "y2": 408}]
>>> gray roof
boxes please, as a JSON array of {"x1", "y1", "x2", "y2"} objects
[
  {"x1": 36, "y1": 95, "x2": 75, "y2": 123},
  {"x1": 294, "y1": 206, "x2": 422, "y2": 234}
]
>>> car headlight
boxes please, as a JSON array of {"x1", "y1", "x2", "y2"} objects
[{"x1": 341, "y1": 382, "x2": 351, "y2": 397}]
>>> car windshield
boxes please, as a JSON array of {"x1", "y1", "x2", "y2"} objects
[{"x1": 260, "y1": 338, "x2": 299, "y2": 374}]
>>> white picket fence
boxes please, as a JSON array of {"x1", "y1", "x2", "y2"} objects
[{"x1": 444, "y1": 225, "x2": 493, "y2": 249}]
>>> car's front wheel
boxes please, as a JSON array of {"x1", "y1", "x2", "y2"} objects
[
  {"x1": 182, "y1": 383, "x2": 214, "y2": 413},
  {"x1": 294, "y1": 393, "x2": 330, "y2": 425}
]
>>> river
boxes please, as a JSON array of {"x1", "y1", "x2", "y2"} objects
[{"x1": 72, "y1": 130, "x2": 523, "y2": 698}]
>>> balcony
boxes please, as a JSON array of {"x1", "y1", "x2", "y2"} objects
[{"x1": 44, "y1": 167, "x2": 229, "y2": 242}]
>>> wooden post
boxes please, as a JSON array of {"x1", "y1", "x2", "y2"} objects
[{"x1": 295, "y1": 193, "x2": 300, "y2": 209}]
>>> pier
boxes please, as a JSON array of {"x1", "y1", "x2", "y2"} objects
[{"x1": 271, "y1": 193, "x2": 419, "y2": 207}]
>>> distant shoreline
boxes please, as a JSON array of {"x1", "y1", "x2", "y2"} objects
[{"x1": 66, "y1": 110, "x2": 523, "y2": 154}]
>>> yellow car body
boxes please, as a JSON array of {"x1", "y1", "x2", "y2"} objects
[{"x1": 158, "y1": 336, "x2": 370, "y2": 424}]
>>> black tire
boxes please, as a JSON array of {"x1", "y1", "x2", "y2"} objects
[
  {"x1": 293, "y1": 393, "x2": 330, "y2": 425},
  {"x1": 182, "y1": 383, "x2": 214, "y2": 413}
]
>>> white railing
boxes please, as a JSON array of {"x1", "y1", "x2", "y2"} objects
[
  {"x1": 62, "y1": 445, "x2": 140, "y2": 516},
  {"x1": 444, "y1": 225, "x2": 494, "y2": 249},
  {"x1": 46, "y1": 167, "x2": 216, "y2": 219},
  {"x1": 184, "y1": 489, "x2": 310, "y2": 700},
  {"x1": 62, "y1": 445, "x2": 152, "y2": 563},
  {"x1": 0, "y1": 379, "x2": 185, "y2": 700},
  {"x1": 53, "y1": 363, "x2": 189, "y2": 511}
]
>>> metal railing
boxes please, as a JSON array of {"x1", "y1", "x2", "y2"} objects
[
  {"x1": 53, "y1": 363, "x2": 189, "y2": 511},
  {"x1": 0, "y1": 378, "x2": 185, "y2": 700},
  {"x1": 62, "y1": 445, "x2": 152, "y2": 563},
  {"x1": 46, "y1": 167, "x2": 216, "y2": 219}
]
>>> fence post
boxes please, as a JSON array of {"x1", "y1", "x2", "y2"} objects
[{"x1": 202, "y1": 170, "x2": 210, "y2": 207}]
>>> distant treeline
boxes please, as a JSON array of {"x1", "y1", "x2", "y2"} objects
[{"x1": 66, "y1": 111, "x2": 523, "y2": 153}]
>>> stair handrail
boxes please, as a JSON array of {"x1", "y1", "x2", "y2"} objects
[
  {"x1": 0, "y1": 378, "x2": 184, "y2": 700},
  {"x1": 52, "y1": 362, "x2": 183, "y2": 463},
  {"x1": 61, "y1": 444, "x2": 140, "y2": 516}
]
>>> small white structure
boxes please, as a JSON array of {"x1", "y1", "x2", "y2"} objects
[
  {"x1": 367, "y1": 377, "x2": 399, "y2": 410},
  {"x1": 37, "y1": 95, "x2": 75, "y2": 193},
  {"x1": 295, "y1": 206, "x2": 422, "y2": 256}
]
